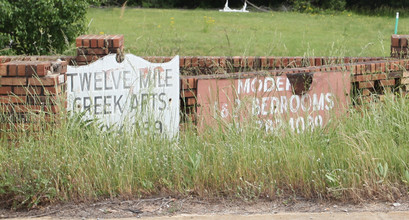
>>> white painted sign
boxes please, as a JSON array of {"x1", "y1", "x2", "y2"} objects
[{"x1": 67, "y1": 54, "x2": 180, "y2": 138}]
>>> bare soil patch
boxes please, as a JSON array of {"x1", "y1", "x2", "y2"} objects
[{"x1": 1, "y1": 197, "x2": 409, "y2": 219}]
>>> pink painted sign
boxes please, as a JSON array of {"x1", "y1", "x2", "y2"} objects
[{"x1": 197, "y1": 72, "x2": 350, "y2": 133}]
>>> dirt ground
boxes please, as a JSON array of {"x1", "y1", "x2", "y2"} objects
[{"x1": 1, "y1": 197, "x2": 409, "y2": 219}]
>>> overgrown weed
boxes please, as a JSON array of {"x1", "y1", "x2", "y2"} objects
[{"x1": 1, "y1": 90, "x2": 409, "y2": 208}]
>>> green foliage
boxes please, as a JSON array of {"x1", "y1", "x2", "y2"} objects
[
  {"x1": 290, "y1": 0, "x2": 347, "y2": 12},
  {"x1": 322, "y1": 0, "x2": 346, "y2": 11},
  {"x1": 290, "y1": 0, "x2": 320, "y2": 13},
  {"x1": 97, "y1": 0, "x2": 409, "y2": 11},
  {"x1": 0, "y1": 0, "x2": 89, "y2": 55},
  {"x1": 2, "y1": 91, "x2": 409, "y2": 207}
]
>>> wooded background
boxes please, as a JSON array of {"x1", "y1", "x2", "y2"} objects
[{"x1": 100, "y1": 0, "x2": 409, "y2": 10}]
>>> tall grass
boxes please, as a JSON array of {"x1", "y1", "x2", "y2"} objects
[{"x1": 1, "y1": 92, "x2": 409, "y2": 208}]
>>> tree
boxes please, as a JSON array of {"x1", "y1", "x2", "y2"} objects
[{"x1": 0, "y1": 0, "x2": 89, "y2": 55}]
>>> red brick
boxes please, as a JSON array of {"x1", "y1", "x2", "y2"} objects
[
  {"x1": 359, "y1": 64, "x2": 366, "y2": 74},
  {"x1": 359, "y1": 81, "x2": 374, "y2": 89},
  {"x1": 42, "y1": 105, "x2": 61, "y2": 114},
  {"x1": 97, "y1": 35, "x2": 106, "y2": 48},
  {"x1": 240, "y1": 57, "x2": 247, "y2": 68},
  {"x1": 315, "y1": 58, "x2": 322, "y2": 66},
  {"x1": 77, "y1": 48, "x2": 109, "y2": 56},
  {"x1": 76, "y1": 35, "x2": 85, "y2": 47},
  {"x1": 163, "y1": 57, "x2": 171, "y2": 62},
  {"x1": 212, "y1": 57, "x2": 220, "y2": 67},
  {"x1": 198, "y1": 57, "x2": 206, "y2": 67},
  {"x1": 392, "y1": 35, "x2": 400, "y2": 47},
  {"x1": 4, "y1": 105, "x2": 43, "y2": 113},
  {"x1": 219, "y1": 57, "x2": 226, "y2": 67},
  {"x1": 352, "y1": 74, "x2": 372, "y2": 82},
  {"x1": 260, "y1": 57, "x2": 267, "y2": 68},
  {"x1": 13, "y1": 87, "x2": 42, "y2": 95},
  {"x1": 0, "y1": 95, "x2": 27, "y2": 104},
  {"x1": 36, "y1": 62, "x2": 52, "y2": 76},
  {"x1": 0, "y1": 86, "x2": 12, "y2": 94},
  {"x1": 371, "y1": 73, "x2": 387, "y2": 80},
  {"x1": 182, "y1": 90, "x2": 196, "y2": 98},
  {"x1": 43, "y1": 85, "x2": 64, "y2": 95},
  {"x1": 374, "y1": 62, "x2": 381, "y2": 72},
  {"x1": 204, "y1": 57, "x2": 212, "y2": 67},
  {"x1": 362, "y1": 89, "x2": 371, "y2": 96},
  {"x1": 184, "y1": 57, "x2": 192, "y2": 67},
  {"x1": 274, "y1": 58, "x2": 281, "y2": 68},
  {"x1": 112, "y1": 35, "x2": 124, "y2": 48},
  {"x1": 27, "y1": 95, "x2": 62, "y2": 105},
  {"x1": 401, "y1": 37, "x2": 409, "y2": 47},
  {"x1": 380, "y1": 62, "x2": 386, "y2": 72},
  {"x1": 25, "y1": 64, "x2": 37, "y2": 76},
  {"x1": 233, "y1": 56, "x2": 240, "y2": 68},
  {"x1": 28, "y1": 74, "x2": 64, "y2": 86},
  {"x1": 76, "y1": 55, "x2": 99, "y2": 63},
  {"x1": 181, "y1": 78, "x2": 197, "y2": 90},
  {"x1": 0, "y1": 63, "x2": 8, "y2": 76},
  {"x1": 282, "y1": 57, "x2": 289, "y2": 67},
  {"x1": 343, "y1": 57, "x2": 350, "y2": 64},
  {"x1": 185, "y1": 97, "x2": 196, "y2": 106},
  {"x1": 295, "y1": 57, "x2": 302, "y2": 67},
  {"x1": 391, "y1": 62, "x2": 399, "y2": 71},
  {"x1": 90, "y1": 38, "x2": 98, "y2": 48},
  {"x1": 370, "y1": 63, "x2": 376, "y2": 73},
  {"x1": 307, "y1": 58, "x2": 315, "y2": 66},
  {"x1": 151, "y1": 57, "x2": 160, "y2": 63},
  {"x1": 380, "y1": 79, "x2": 395, "y2": 87},
  {"x1": 8, "y1": 63, "x2": 17, "y2": 76},
  {"x1": 82, "y1": 35, "x2": 90, "y2": 47},
  {"x1": 179, "y1": 57, "x2": 185, "y2": 67},
  {"x1": 247, "y1": 57, "x2": 255, "y2": 68},
  {"x1": 17, "y1": 64, "x2": 26, "y2": 76},
  {"x1": 0, "y1": 77, "x2": 26, "y2": 86}
]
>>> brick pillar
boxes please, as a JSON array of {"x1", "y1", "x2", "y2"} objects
[
  {"x1": 0, "y1": 60, "x2": 67, "y2": 134},
  {"x1": 75, "y1": 35, "x2": 124, "y2": 65},
  {"x1": 391, "y1": 34, "x2": 409, "y2": 58}
]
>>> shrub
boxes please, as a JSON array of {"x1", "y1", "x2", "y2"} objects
[
  {"x1": 321, "y1": 0, "x2": 346, "y2": 11},
  {"x1": 289, "y1": 0, "x2": 346, "y2": 12},
  {"x1": 0, "y1": 0, "x2": 90, "y2": 55}
]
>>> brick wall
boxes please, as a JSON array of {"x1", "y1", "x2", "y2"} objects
[
  {"x1": 75, "y1": 35, "x2": 124, "y2": 65},
  {"x1": 0, "y1": 59, "x2": 67, "y2": 135},
  {"x1": 179, "y1": 59, "x2": 409, "y2": 124},
  {"x1": 0, "y1": 34, "x2": 407, "y2": 134},
  {"x1": 391, "y1": 34, "x2": 409, "y2": 58},
  {"x1": 144, "y1": 56, "x2": 384, "y2": 75}
]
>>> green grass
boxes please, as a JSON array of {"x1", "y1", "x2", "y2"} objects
[
  {"x1": 3, "y1": 8, "x2": 409, "y2": 208},
  {"x1": 86, "y1": 8, "x2": 409, "y2": 57},
  {"x1": 1, "y1": 93, "x2": 409, "y2": 208}
]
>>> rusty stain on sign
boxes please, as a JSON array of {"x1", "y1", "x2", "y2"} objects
[{"x1": 196, "y1": 72, "x2": 350, "y2": 133}]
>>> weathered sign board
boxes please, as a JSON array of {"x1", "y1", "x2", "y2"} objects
[
  {"x1": 197, "y1": 72, "x2": 350, "y2": 133},
  {"x1": 67, "y1": 54, "x2": 180, "y2": 138}
]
